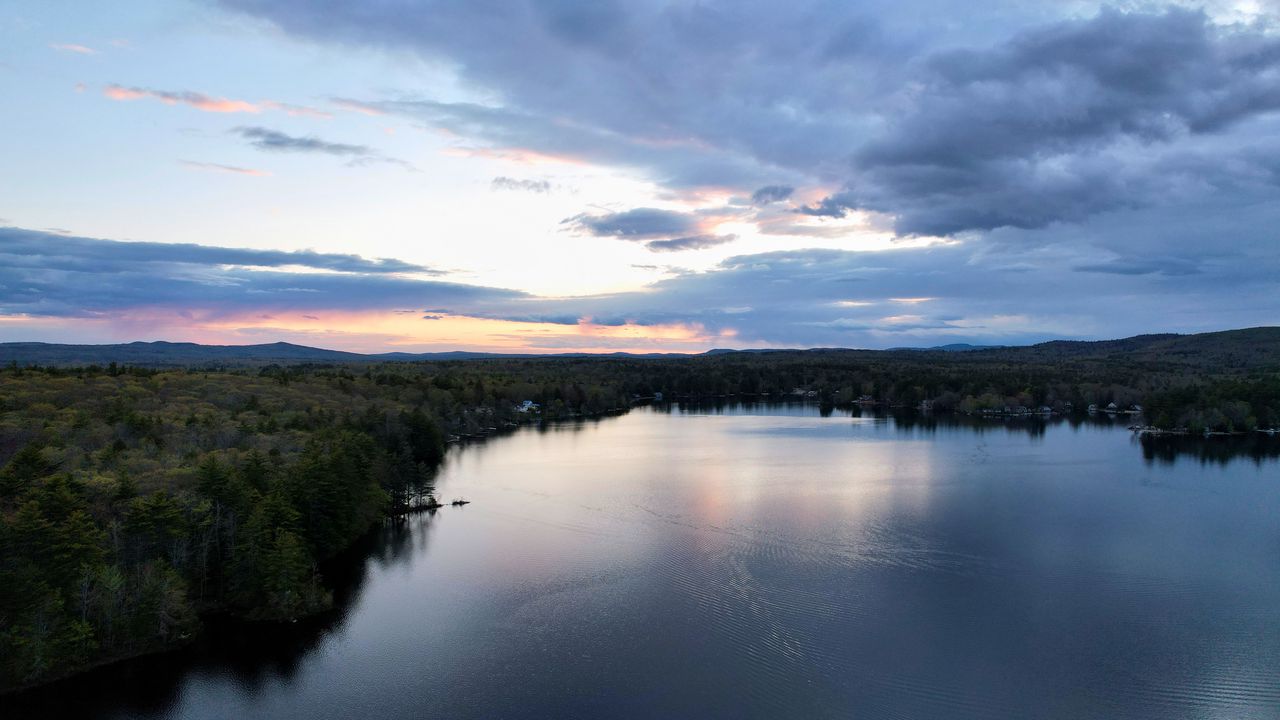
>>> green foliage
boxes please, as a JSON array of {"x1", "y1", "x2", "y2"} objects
[
  {"x1": 0, "y1": 444, "x2": 58, "y2": 499},
  {"x1": 1143, "y1": 376, "x2": 1280, "y2": 432}
]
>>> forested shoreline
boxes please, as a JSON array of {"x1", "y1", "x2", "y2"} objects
[
  {"x1": 2, "y1": 329, "x2": 1277, "y2": 690},
  {"x1": 0, "y1": 363, "x2": 646, "y2": 690}
]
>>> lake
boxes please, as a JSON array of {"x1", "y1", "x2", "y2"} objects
[{"x1": 9, "y1": 404, "x2": 1280, "y2": 719}]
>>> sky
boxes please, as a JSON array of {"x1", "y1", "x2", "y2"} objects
[{"x1": 1, "y1": 0, "x2": 1278, "y2": 353}]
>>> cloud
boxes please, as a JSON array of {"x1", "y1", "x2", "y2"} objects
[
  {"x1": 217, "y1": 1, "x2": 1280, "y2": 249},
  {"x1": 796, "y1": 195, "x2": 852, "y2": 218},
  {"x1": 103, "y1": 85, "x2": 331, "y2": 118},
  {"x1": 259, "y1": 101, "x2": 333, "y2": 119},
  {"x1": 179, "y1": 160, "x2": 270, "y2": 177},
  {"x1": 312, "y1": 96, "x2": 800, "y2": 191},
  {"x1": 50, "y1": 43, "x2": 97, "y2": 55},
  {"x1": 231, "y1": 126, "x2": 415, "y2": 169},
  {"x1": 645, "y1": 234, "x2": 737, "y2": 253},
  {"x1": 563, "y1": 207, "x2": 736, "y2": 252},
  {"x1": 233, "y1": 126, "x2": 367, "y2": 155},
  {"x1": 571, "y1": 246, "x2": 1268, "y2": 345},
  {"x1": 491, "y1": 176, "x2": 551, "y2": 193},
  {"x1": 751, "y1": 185, "x2": 794, "y2": 205},
  {"x1": 0, "y1": 227, "x2": 438, "y2": 276},
  {"x1": 329, "y1": 97, "x2": 387, "y2": 116},
  {"x1": 1071, "y1": 258, "x2": 1201, "y2": 276},
  {"x1": 0, "y1": 227, "x2": 522, "y2": 321},
  {"x1": 14, "y1": 2, "x2": 1280, "y2": 349},
  {"x1": 105, "y1": 84, "x2": 259, "y2": 113},
  {"x1": 835, "y1": 8, "x2": 1280, "y2": 236},
  {"x1": 566, "y1": 208, "x2": 699, "y2": 239},
  {"x1": 2, "y1": 220, "x2": 1277, "y2": 349}
]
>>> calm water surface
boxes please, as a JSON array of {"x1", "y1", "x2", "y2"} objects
[{"x1": 11, "y1": 405, "x2": 1280, "y2": 719}]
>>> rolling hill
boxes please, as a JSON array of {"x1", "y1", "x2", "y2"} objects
[{"x1": 0, "y1": 327, "x2": 1276, "y2": 370}]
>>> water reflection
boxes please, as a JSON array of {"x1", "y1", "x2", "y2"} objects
[
  {"x1": 5, "y1": 514, "x2": 439, "y2": 719},
  {"x1": 1140, "y1": 431, "x2": 1280, "y2": 466}
]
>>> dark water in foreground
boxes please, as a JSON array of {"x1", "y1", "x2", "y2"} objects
[{"x1": 10, "y1": 405, "x2": 1280, "y2": 719}]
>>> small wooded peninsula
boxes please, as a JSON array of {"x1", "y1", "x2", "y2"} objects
[{"x1": 1, "y1": 327, "x2": 1277, "y2": 690}]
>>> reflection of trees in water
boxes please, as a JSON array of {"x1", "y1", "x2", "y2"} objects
[
  {"x1": 1140, "y1": 434, "x2": 1280, "y2": 467},
  {"x1": 533, "y1": 414, "x2": 611, "y2": 434},
  {"x1": 653, "y1": 401, "x2": 1279, "y2": 466},
  {"x1": 655, "y1": 399, "x2": 815, "y2": 416},
  {"x1": 890, "y1": 411, "x2": 1055, "y2": 438},
  {"x1": 660, "y1": 400, "x2": 1279, "y2": 465},
  {"x1": 6, "y1": 514, "x2": 440, "y2": 719}
]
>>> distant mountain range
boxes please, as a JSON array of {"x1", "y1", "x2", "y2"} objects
[
  {"x1": 0, "y1": 340, "x2": 730, "y2": 366},
  {"x1": 0, "y1": 327, "x2": 1277, "y2": 369},
  {"x1": 887, "y1": 343, "x2": 1002, "y2": 352}
]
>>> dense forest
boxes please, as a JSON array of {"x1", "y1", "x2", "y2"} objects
[
  {"x1": 0, "y1": 362, "x2": 641, "y2": 689},
  {"x1": 2, "y1": 327, "x2": 1277, "y2": 690}
]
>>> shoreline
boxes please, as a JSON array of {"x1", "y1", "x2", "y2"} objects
[{"x1": 1, "y1": 403, "x2": 639, "y2": 697}]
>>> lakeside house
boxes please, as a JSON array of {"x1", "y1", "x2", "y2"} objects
[{"x1": 516, "y1": 400, "x2": 540, "y2": 413}]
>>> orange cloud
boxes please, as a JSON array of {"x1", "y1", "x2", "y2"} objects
[{"x1": 102, "y1": 85, "x2": 146, "y2": 101}]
